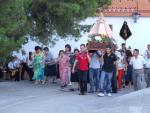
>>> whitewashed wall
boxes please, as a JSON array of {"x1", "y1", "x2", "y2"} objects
[
  {"x1": 22, "y1": 17, "x2": 150, "y2": 57},
  {"x1": 105, "y1": 17, "x2": 150, "y2": 53}
]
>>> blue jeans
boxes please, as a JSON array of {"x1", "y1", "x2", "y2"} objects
[
  {"x1": 89, "y1": 68, "x2": 100, "y2": 92},
  {"x1": 100, "y1": 71, "x2": 113, "y2": 93}
]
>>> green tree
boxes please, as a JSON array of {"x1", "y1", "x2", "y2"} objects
[
  {"x1": 98, "y1": 0, "x2": 112, "y2": 8},
  {"x1": 28, "y1": 0, "x2": 97, "y2": 44},
  {"x1": 28, "y1": 0, "x2": 112, "y2": 45},
  {"x1": 0, "y1": 0, "x2": 31, "y2": 67},
  {"x1": 0, "y1": 0, "x2": 111, "y2": 67}
]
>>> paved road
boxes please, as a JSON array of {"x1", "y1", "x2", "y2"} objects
[{"x1": 0, "y1": 81, "x2": 133, "y2": 113}]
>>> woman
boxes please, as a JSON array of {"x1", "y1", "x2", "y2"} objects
[
  {"x1": 28, "y1": 52, "x2": 34, "y2": 81},
  {"x1": 125, "y1": 50, "x2": 133, "y2": 89},
  {"x1": 58, "y1": 50, "x2": 70, "y2": 89},
  {"x1": 70, "y1": 49, "x2": 80, "y2": 91},
  {"x1": 64, "y1": 44, "x2": 72, "y2": 85},
  {"x1": 33, "y1": 46, "x2": 45, "y2": 85}
]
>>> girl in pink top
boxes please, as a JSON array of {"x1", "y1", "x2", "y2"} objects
[{"x1": 58, "y1": 50, "x2": 70, "y2": 89}]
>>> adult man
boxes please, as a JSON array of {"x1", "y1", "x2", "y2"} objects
[
  {"x1": 144, "y1": 44, "x2": 150, "y2": 58},
  {"x1": 112, "y1": 44, "x2": 120, "y2": 93},
  {"x1": 8, "y1": 57, "x2": 15, "y2": 80},
  {"x1": 72, "y1": 44, "x2": 91, "y2": 95},
  {"x1": 98, "y1": 45, "x2": 117, "y2": 97},
  {"x1": 28, "y1": 52, "x2": 34, "y2": 81},
  {"x1": 130, "y1": 49, "x2": 146, "y2": 91},
  {"x1": 20, "y1": 50, "x2": 29, "y2": 80},
  {"x1": 43, "y1": 47, "x2": 56, "y2": 83},
  {"x1": 120, "y1": 43, "x2": 126, "y2": 53},
  {"x1": 144, "y1": 51, "x2": 150, "y2": 87},
  {"x1": 8, "y1": 56, "x2": 21, "y2": 81},
  {"x1": 13, "y1": 56, "x2": 21, "y2": 81},
  {"x1": 88, "y1": 50, "x2": 102, "y2": 93}
]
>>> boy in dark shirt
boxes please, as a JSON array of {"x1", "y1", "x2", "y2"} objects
[{"x1": 98, "y1": 45, "x2": 117, "y2": 97}]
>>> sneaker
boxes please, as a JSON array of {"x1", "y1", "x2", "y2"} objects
[
  {"x1": 68, "y1": 82, "x2": 72, "y2": 86},
  {"x1": 83, "y1": 92, "x2": 87, "y2": 95},
  {"x1": 97, "y1": 93, "x2": 105, "y2": 97},
  {"x1": 41, "y1": 81, "x2": 45, "y2": 85},
  {"x1": 64, "y1": 84, "x2": 67, "y2": 87},
  {"x1": 107, "y1": 93, "x2": 112, "y2": 97},
  {"x1": 52, "y1": 81, "x2": 57, "y2": 84},
  {"x1": 34, "y1": 81, "x2": 38, "y2": 85},
  {"x1": 69, "y1": 88, "x2": 75, "y2": 92},
  {"x1": 79, "y1": 92, "x2": 84, "y2": 95}
]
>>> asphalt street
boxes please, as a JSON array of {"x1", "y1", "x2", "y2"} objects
[{"x1": 0, "y1": 81, "x2": 148, "y2": 113}]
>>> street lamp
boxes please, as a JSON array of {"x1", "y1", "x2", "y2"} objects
[{"x1": 132, "y1": 11, "x2": 140, "y2": 23}]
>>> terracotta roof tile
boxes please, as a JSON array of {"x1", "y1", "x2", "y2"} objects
[{"x1": 99, "y1": 0, "x2": 150, "y2": 17}]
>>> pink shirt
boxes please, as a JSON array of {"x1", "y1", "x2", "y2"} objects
[{"x1": 59, "y1": 55, "x2": 70, "y2": 69}]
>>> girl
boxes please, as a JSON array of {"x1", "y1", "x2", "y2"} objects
[{"x1": 117, "y1": 50, "x2": 125, "y2": 90}]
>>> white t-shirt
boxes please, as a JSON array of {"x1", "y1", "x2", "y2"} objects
[
  {"x1": 144, "y1": 50, "x2": 150, "y2": 58},
  {"x1": 8, "y1": 62, "x2": 14, "y2": 70},
  {"x1": 115, "y1": 51, "x2": 124, "y2": 70},
  {"x1": 145, "y1": 57, "x2": 150, "y2": 68},
  {"x1": 28, "y1": 59, "x2": 34, "y2": 68},
  {"x1": 115, "y1": 51, "x2": 121, "y2": 58},
  {"x1": 21, "y1": 54, "x2": 28, "y2": 63},
  {"x1": 130, "y1": 55, "x2": 145, "y2": 70},
  {"x1": 13, "y1": 60, "x2": 21, "y2": 68},
  {"x1": 117, "y1": 56, "x2": 124, "y2": 70}
]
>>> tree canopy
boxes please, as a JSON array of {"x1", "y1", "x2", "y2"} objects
[
  {"x1": 28, "y1": 0, "x2": 111, "y2": 44},
  {"x1": 0, "y1": 0, "x2": 31, "y2": 39},
  {"x1": 0, "y1": 0, "x2": 111, "y2": 67},
  {"x1": 28, "y1": 0, "x2": 98, "y2": 44},
  {"x1": 0, "y1": 0, "x2": 31, "y2": 66}
]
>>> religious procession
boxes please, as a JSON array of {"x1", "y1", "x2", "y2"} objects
[{"x1": 1, "y1": 14, "x2": 150, "y2": 98}]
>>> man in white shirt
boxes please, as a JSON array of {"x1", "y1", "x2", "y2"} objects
[
  {"x1": 144, "y1": 51, "x2": 150, "y2": 87},
  {"x1": 8, "y1": 56, "x2": 21, "y2": 81},
  {"x1": 144, "y1": 44, "x2": 150, "y2": 58},
  {"x1": 28, "y1": 52, "x2": 34, "y2": 81},
  {"x1": 120, "y1": 43, "x2": 126, "y2": 53},
  {"x1": 13, "y1": 56, "x2": 21, "y2": 81},
  {"x1": 8, "y1": 61, "x2": 14, "y2": 70},
  {"x1": 130, "y1": 49, "x2": 146, "y2": 91},
  {"x1": 89, "y1": 50, "x2": 102, "y2": 93},
  {"x1": 20, "y1": 50, "x2": 29, "y2": 80}
]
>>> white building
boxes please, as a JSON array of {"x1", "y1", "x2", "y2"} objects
[
  {"x1": 22, "y1": 0, "x2": 150, "y2": 57},
  {"x1": 100, "y1": 0, "x2": 150, "y2": 53}
]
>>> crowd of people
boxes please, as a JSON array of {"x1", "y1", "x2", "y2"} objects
[{"x1": 1, "y1": 43, "x2": 150, "y2": 97}]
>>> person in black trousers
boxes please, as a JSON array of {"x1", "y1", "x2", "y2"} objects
[
  {"x1": 112, "y1": 44, "x2": 119, "y2": 93},
  {"x1": 13, "y1": 56, "x2": 21, "y2": 81},
  {"x1": 0, "y1": 68, "x2": 3, "y2": 79},
  {"x1": 111, "y1": 65, "x2": 118, "y2": 93},
  {"x1": 21, "y1": 50, "x2": 29, "y2": 80},
  {"x1": 72, "y1": 44, "x2": 91, "y2": 95},
  {"x1": 28, "y1": 52, "x2": 34, "y2": 81}
]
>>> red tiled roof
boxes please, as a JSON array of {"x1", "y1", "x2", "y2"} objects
[{"x1": 99, "y1": 0, "x2": 150, "y2": 17}]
